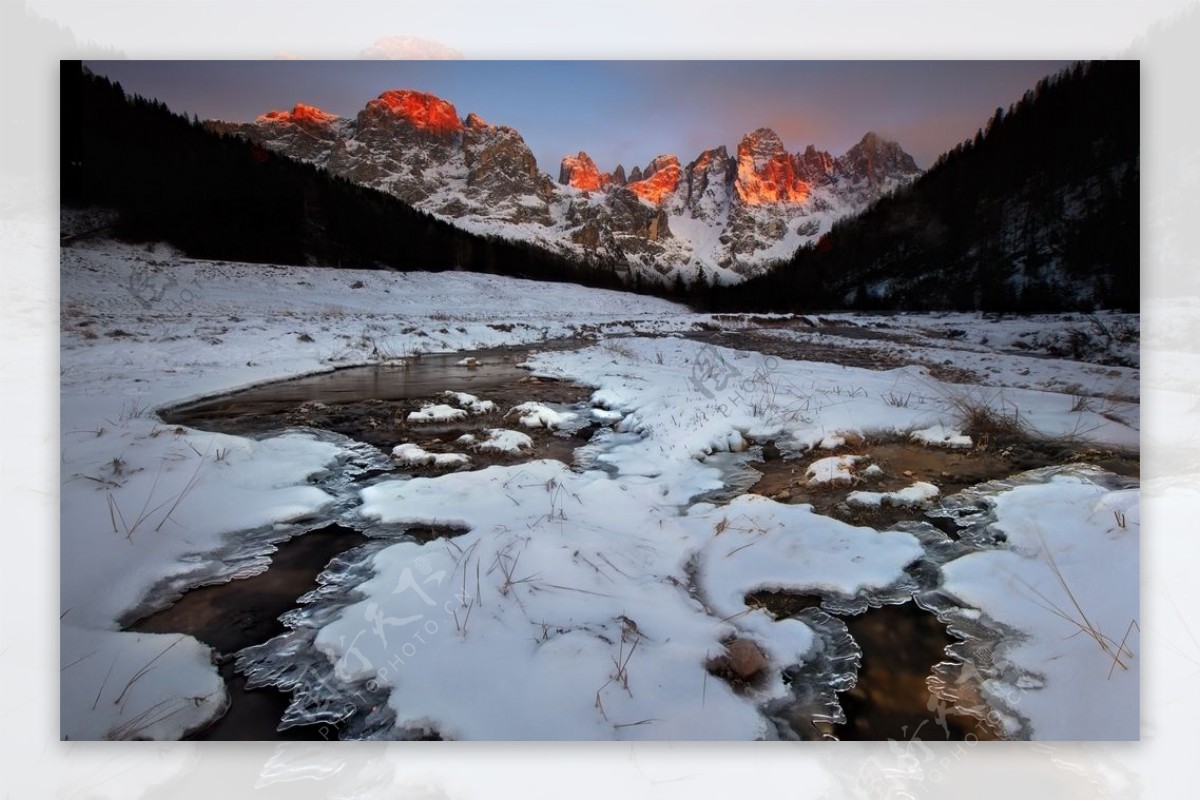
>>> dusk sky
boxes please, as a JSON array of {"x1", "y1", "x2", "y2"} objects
[{"x1": 84, "y1": 60, "x2": 1069, "y2": 173}]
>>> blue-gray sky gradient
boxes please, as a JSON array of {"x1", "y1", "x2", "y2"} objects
[{"x1": 84, "y1": 60, "x2": 1069, "y2": 173}]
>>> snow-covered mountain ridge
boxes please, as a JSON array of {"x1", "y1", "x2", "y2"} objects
[{"x1": 207, "y1": 89, "x2": 921, "y2": 284}]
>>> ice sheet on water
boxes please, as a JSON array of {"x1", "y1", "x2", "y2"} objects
[
  {"x1": 119, "y1": 428, "x2": 391, "y2": 627},
  {"x1": 232, "y1": 457, "x2": 927, "y2": 740},
  {"x1": 237, "y1": 539, "x2": 398, "y2": 736},
  {"x1": 916, "y1": 464, "x2": 1139, "y2": 740}
]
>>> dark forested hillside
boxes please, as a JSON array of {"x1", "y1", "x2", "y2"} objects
[
  {"x1": 60, "y1": 62, "x2": 648, "y2": 296},
  {"x1": 709, "y1": 61, "x2": 1139, "y2": 313}
]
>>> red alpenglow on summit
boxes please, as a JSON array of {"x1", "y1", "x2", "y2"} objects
[
  {"x1": 628, "y1": 155, "x2": 682, "y2": 204},
  {"x1": 735, "y1": 128, "x2": 810, "y2": 206},
  {"x1": 559, "y1": 151, "x2": 611, "y2": 192},
  {"x1": 366, "y1": 89, "x2": 463, "y2": 135},
  {"x1": 209, "y1": 87, "x2": 922, "y2": 280},
  {"x1": 257, "y1": 103, "x2": 341, "y2": 126}
]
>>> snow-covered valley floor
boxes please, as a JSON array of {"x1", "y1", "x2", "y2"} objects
[{"x1": 60, "y1": 227, "x2": 1140, "y2": 742}]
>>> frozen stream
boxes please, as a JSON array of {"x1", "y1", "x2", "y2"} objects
[{"x1": 133, "y1": 337, "x2": 1136, "y2": 741}]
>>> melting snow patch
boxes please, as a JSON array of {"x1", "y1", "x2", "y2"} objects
[
  {"x1": 805, "y1": 455, "x2": 864, "y2": 484},
  {"x1": 591, "y1": 408, "x2": 624, "y2": 424},
  {"x1": 846, "y1": 481, "x2": 940, "y2": 508},
  {"x1": 408, "y1": 403, "x2": 468, "y2": 424},
  {"x1": 927, "y1": 466, "x2": 1139, "y2": 739},
  {"x1": 910, "y1": 425, "x2": 972, "y2": 448},
  {"x1": 509, "y1": 401, "x2": 579, "y2": 430},
  {"x1": 818, "y1": 434, "x2": 846, "y2": 449},
  {"x1": 443, "y1": 391, "x2": 497, "y2": 415},
  {"x1": 688, "y1": 494, "x2": 925, "y2": 623},
  {"x1": 391, "y1": 443, "x2": 470, "y2": 468},
  {"x1": 476, "y1": 428, "x2": 534, "y2": 454}
]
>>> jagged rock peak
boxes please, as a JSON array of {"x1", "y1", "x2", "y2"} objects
[
  {"x1": 364, "y1": 89, "x2": 463, "y2": 135},
  {"x1": 838, "y1": 131, "x2": 920, "y2": 182},
  {"x1": 257, "y1": 103, "x2": 341, "y2": 126},
  {"x1": 628, "y1": 154, "x2": 682, "y2": 204},
  {"x1": 559, "y1": 151, "x2": 609, "y2": 191},
  {"x1": 735, "y1": 128, "x2": 808, "y2": 206},
  {"x1": 465, "y1": 112, "x2": 493, "y2": 130},
  {"x1": 793, "y1": 144, "x2": 836, "y2": 184}
]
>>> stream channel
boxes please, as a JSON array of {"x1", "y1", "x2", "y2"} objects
[{"x1": 130, "y1": 338, "x2": 1115, "y2": 741}]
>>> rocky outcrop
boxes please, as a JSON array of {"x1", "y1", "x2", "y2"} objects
[
  {"x1": 683, "y1": 146, "x2": 733, "y2": 220},
  {"x1": 559, "y1": 151, "x2": 609, "y2": 192},
  {"x1": 463, "y1": 113, "x2": 554, "y2": 223},
  {"x1": 734, "y1": 128, "x2": 810, "y2": 206},
  {"x1": 627, "y1": 155, "x2": 681, "y2": 205}
]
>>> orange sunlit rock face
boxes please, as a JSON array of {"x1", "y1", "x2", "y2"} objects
[
  {"x1": 690, "y1": 148, "x2": 718, "y2": 176},
  {"x1": 734, "y1": 129, "x2": 810, "y2": 206},
  {"x1": 257, "y1": 103, "x2": 341, "y2": 126},
  {"x1": 465, "y1": 112, "x2": 493, "y2": 131},
  {"x1": 628, "y1": 155, "x2": 681, "y2": 205},
  {"x1": 368, "y1": 90, "x2": 463, "y2": 135},
  {"x1": 559, "y1": 151, "x2": 610, "y2": 192}
]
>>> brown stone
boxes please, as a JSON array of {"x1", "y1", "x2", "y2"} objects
[{"x1": 726, "y1": 638, "x2": 768, "y2": 680}]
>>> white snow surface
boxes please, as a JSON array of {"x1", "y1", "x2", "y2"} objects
[
  {"x1": 846, "y1": 481, "x2": 941, "y2": 508},
  {"x1": 476, "y1": 428, "x2": 534, "y2": 454},
  {"x1": 443, "y1": 391, "x2": 497, "y2": 415},
  {"x1": 911, "y1": 425, "x2": 974, "y2": 448},
  {"x1": 938, "y1": 474, "x2": 1139, "y2": 739},
  {"x1": 806, "y1": 455, "x2": 864, "y2": 484},
  {"x1": 59, "y1": 234, "x2": 691, "y2": 740},
  {"x1": 508, "y1": 401, "x2": 579, "y2": 430},
  {"x1": 407, "y1": 403, "x2": 468, "y2": 424},
  {"x1": 341, "y1": 460, "x2": 920, "y2": 739},
  {"x1": 391, "y1": 443, "x2": 470, "y2": 468},
  {"x1": 59, "y1": 228, "x2": 1140, "y2": 741}
]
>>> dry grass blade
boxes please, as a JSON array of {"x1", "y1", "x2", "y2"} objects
[
  {"x1": 108, "y1": 695, "x2": 197, "y2": 741},
  {"x1": 1109, "y1": 619, "x2": 1140, "y2": 680},
  {"x1": 1013, "y1": 529, "x2": 1136, "y2": 673},
  {"x1": 114, "y1": 636, "x2": 185, "y2": 708},
  {"x1": 613, "y1": 718, "x2": 658, "y2": 729}
]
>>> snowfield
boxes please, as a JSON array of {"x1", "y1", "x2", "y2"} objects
[
  {"x1": 59, "y1": 225, "x2": 1140, "y2": 741},
  {"x1": 59, "y1": 230, "x2": 692, "y2": 741}
]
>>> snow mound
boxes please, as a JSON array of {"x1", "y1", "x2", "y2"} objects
[
  {"x1": 846, "y1": 481, "x2": 941, "y2": 508},
  {"x1": 911, "y1": 424, "x2": 973, "y2": 448},
  {"x1": 247, "y1": 460, "x2": 924, "y2": 739},
  {"x1": 688, "y1": 494, "x2": 925, "y2": 620},
  {"x1": 476, "y1": 428, "x2": 534, "y2": 454},
  {"x1": 443, "y1": 391, "x2": 497, "y2": 415},
  {"x1": 509, "y1": 401, "x2": 579, "y2": 430},
  {"x1": 391, "y1": 443, "x2": 470, "y2": 468},
  {"x1": 805, "y1": 455, "x2": 864, "y2": 485},
  {"x1": 408, "y1": 404, "x2": 468, "y2": 424}
]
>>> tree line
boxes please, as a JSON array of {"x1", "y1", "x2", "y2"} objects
[
  {"x1": 705, "y1": 60, "x2": 1139, "y2": 313},
  {"x1": 63, "y1": 60, "x2": 1139, "y2": 313},
  {"x1": 61, "y1": 62, "x2": 670, "y2": 300}
]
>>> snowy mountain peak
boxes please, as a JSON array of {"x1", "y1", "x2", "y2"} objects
[
  {"x1": 256, "y1": 103, "x2": 341, "y2": 127},
  {"x1": 837, "y1": 131, "x2": 920, "y2": 186},
  {"x1": 735, "y1": 128, "x2": 809, "y2": 206},
  {"x1": 364, "y1": 89, "x2": 463, "y2": 136},
  {"x1": 210, "y1": 91, "x2": 922, "y2": 283},
  {"x1": 628, "y1": 154, "x2": 682, "y2": 205},
  {"x1": 559, "y1": 151, "x2": 611, "y2": 192}
]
